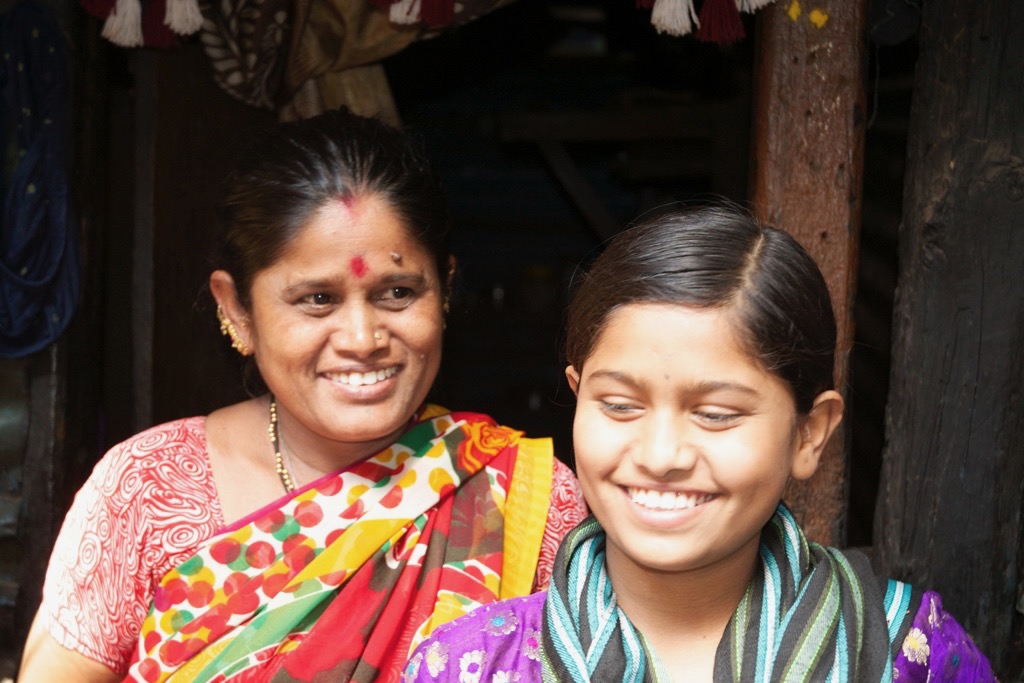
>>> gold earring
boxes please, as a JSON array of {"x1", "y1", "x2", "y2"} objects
[{"x1": 217, "y1": 305, "x2": 251, "y2": 355}]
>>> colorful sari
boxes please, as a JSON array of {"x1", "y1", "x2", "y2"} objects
[{"x1": 124, "y1": 405, "x2": 554, "y2": 683}]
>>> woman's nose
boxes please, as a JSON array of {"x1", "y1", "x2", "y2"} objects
[
  {"x1": 330, "y1": 304, "x2": 385, "y2": 357},
  {"x1": 635, "y1": 413, "x2": 697, "y2": 476}
]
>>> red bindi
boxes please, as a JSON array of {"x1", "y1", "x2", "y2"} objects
[{"x1": 350, "y1": 256, "x2": 369, "y2": 278}]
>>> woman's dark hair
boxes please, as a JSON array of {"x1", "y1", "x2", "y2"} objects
[
  {"x1": 217, "y1": 108, "x2": 451, "y2": 309},
  {"x1": 564, "y1": 204, "x2": 837, "y2": 413}
]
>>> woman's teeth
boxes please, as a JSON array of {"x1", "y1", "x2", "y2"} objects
[
  {"x1": 330, "y1": 366, "x2": 397, "y2": 386},
  {"x1": 627, "y1": 488, "x2": 715, "y2": 511}
]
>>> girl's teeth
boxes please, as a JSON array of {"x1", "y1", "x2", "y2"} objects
[{"x1": 628, "y1": 487, "x2": 713, "y2": 510}]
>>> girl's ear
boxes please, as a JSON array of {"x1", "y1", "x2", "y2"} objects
[
  {"x1": 210, "y1": 270, "x2": 253, "y2": 354},
  {"x1": 791, "y1": 390, "x2": 844, "y2": 481},
  {"x1": 565, "y1": 365, "x2": 581, "y2": 397}
]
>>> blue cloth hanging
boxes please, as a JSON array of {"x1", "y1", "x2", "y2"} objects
[{"x1": 0, "y1": 0, "x2": 82, "y2": 357}]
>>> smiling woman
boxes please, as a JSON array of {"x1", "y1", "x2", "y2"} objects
[
  {"x1": 17, "y1": 109, "x2": 587, "y2": 683},
  {"x1": 404, "y1": 203, "x2": 995, "y2": 683}
]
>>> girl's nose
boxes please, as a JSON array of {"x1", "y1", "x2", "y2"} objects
[{"x1": 635, "y1": 413, "x2": 697, "y2": 477}]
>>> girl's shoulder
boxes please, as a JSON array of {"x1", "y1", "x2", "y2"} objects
[
  {"x1": 406, "y1": 592, "x2": 547, "y2": 682},
  {"x1": 894, "y1": 590, "x2": 996, "y2": 682}
]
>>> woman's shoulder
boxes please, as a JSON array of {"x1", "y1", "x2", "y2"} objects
[
  {"x1": 894, "y1": 590, "x2": 996, "y2": 682},
  {"x1": 39, "y1": 416, "x2": 219, "y2": 670},
  {"x1": 407, "y1": 592, "x2": 547, "y2": 681},
  {"x1": 91, "y1": 416, "x2": 212, "y2": 500},
  {"x1": 104, "y1": 416, "x2": 208, "y2": 465}
]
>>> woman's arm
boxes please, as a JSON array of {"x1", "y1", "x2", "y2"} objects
[{"x1": 18, "y1": 611, "x2": 122, "y2": 683}]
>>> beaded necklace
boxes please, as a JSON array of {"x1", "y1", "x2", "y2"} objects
[{"x1": 268, "y1": 396, "x2": 296, "y2": 493}]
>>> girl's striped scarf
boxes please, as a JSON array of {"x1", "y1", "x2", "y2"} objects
[{"x1": 540, "y1": 504, "x2": 921, "y2": 682}]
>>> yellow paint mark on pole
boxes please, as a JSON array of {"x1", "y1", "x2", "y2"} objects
[
  {"x1": 809, "y1": 8, "x2": 829, "y2": 28},
  {"x1": 788, "y1": 0, "x2": 802, "y2": 21}
]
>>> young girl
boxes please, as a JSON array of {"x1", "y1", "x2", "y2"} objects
[{"x1": 402, "y1": 204, "x2": 995, "y2": 682}]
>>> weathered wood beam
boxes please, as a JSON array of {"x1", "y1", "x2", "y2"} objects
[
  {"x1": 875, "y1": 0, "x2": 1024, "y2": 674},
  {"x1": 749, "y1": 0, "x2": 869, "y2": 545}
]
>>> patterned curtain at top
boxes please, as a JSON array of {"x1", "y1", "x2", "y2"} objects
[
  {"x1": 0, "y1": 1, "x2": 82, "y2": 358},
  {"x1": 77, "y1": 0, "x2": 783, "y2": 124},
  {"x1": 200, "y1": 0, "x2": 520, "y2": 123}
]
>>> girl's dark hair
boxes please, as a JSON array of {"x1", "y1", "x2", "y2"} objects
[
  {"x1": 564, "y1": 204, "x2": 837, "y2": 413},
  {"x1": 217, "y1": 108, "x2": 451, "y2": 309}
]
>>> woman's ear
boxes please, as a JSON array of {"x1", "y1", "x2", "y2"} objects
[
  {"x1": 565, "y1": 365, "x2": 581, "y2": 397},
  {"x1": 209, "y1": 270, "x2": 253, "y2": 355},
  {"x1": 791, "y1": 389, "x2": 845, "y2": 481}
]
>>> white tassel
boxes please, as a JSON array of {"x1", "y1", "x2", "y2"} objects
[
  {"x1": 165, "y1": 0, "x2": 204, "y2": 35},
  {"x1": 651, "y1": 0, "x2": 699, "y2": 36},
  {"x1": 739, "y1": 0, "x2": 776, "y2": 12},
  {"x1": 389, "y1": 0, "x2": 421, "y2": 24},
  {"x1": 101, "y1": 0, "x2": 144, "y2": 47}
]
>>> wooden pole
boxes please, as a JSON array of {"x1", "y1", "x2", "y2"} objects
[
  {"x1": 875, "y1": 0, "x2": 1024, "y2": 674},
  {"x1": 749, "y1": 0, "x2": 869, "y2": 545}
]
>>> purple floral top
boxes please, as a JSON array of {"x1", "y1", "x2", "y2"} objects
[{"x1": 404, "y1": 590, "x2": 995, "y2": 682}]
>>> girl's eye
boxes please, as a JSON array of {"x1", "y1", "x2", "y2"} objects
[
  {"x1": 693, "y1": 410, "x2": 742, "y2": 428},
  {"x1": 599, "y1": 400, "x2": 641, "y2": 417}
]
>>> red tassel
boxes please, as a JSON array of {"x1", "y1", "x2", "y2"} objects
[
  {"x1": 635, "y1": 0, "x2": 655, "y2": 9},
  {"x1": 696, "y1": 0, "x2": 745, "y2": 44},
  {"x1": 80, "y1": 0, "x2": 116, "y2": 20},
  {"x1": 420, "y1": 0, "x2": 455, "y2": 26}
]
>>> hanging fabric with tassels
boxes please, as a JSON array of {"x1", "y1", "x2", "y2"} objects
[
  {"x1": 638, "y1": 0, "x2": 780, "y2": 44},
  {"x1": 0, "y1": 1, "x2": 82, "y2": 357},
  {"x1": 79, "y1": 0, "x2": 204, "y2": 48}
]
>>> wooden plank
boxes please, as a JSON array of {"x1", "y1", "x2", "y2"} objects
[
  {"x1": 537, "y1": 140, "x2": 619, "y2": 242},
  {"x1": 500, "y1": 105, "x2": 720, "y2": 143},
  {"x1": 149, "y1": 45, "x2": 274, "y2": 426},
  {"x1": 0, "y1": 496, "x2": 19, "y2": 538},
  {"x1": 14, "y1": 346, "x2": 62, "y2": 640},
  {"x1": 749, "y1": 0, "x2": 869, "y2": 545},
  {"x1": 875, "y1": 0, "x2": 1024, "y2": 675}
]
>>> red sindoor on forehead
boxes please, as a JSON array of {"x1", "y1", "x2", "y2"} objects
[{"x1": 349, "y1": 256, "x2": 369, "y2": 278}]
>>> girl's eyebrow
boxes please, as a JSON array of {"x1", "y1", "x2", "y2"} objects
[
  {"x1": 585, "y1": 369, "x2": 640, "y2": 387},
  {"x1": 585, "y1": 370, "x2": 761, "y2": 398}
]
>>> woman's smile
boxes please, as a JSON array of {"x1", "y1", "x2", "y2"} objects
[
  {"x1": 322, "y1": 364, "x2": 399, "y2": 389},
  {"x1": 244, "y1": 193, "x2": 446, "y2": 464}
]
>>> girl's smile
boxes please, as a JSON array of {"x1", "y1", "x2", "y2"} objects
[{"x1": 567, "y1": 302, "x2": 819, "y2": 581}]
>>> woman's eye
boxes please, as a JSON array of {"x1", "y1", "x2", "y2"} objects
[
  {"x1": 377, "y1": 286, "x2": 417, "y2": 308},
  {"x1": 299, "y1": 292, "x2": 335, "y2": 307}
]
